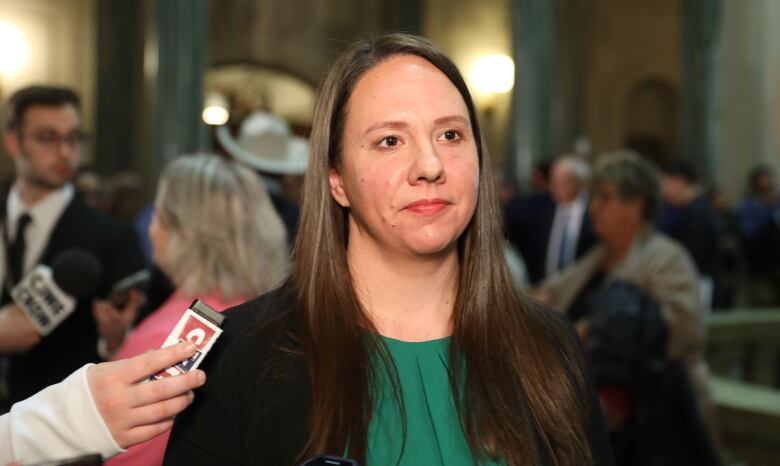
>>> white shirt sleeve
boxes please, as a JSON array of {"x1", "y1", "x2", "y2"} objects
[{"x1": 0, "y1": 364, "x2": 124, "y2": 464}]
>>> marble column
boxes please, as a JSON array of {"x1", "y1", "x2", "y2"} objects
[
  {"x1": 680, "y1": 0, "x2": 722, "y2": 182},
  {"x1": 94, "y1": 0, "x2": 143, "y2": 174},
  {"x1": 509, "y1": 0, "x2": 555, "y2": 182},
  {"x1": 141, "y1": 0, "x2": 209, "y2": 189}
]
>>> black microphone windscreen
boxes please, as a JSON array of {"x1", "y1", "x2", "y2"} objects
[{"x1": 51, "y1": 249, "x2": 103, "y2": 298}]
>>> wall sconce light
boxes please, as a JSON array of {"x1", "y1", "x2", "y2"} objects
[
  {"x1": 468, "y1": 54, "x2": 514, "y2": 115},
  {"x1": 0, "y1": 20, "x2": 29, "y2": 98},
  {"x1": 202, "y1": 91, "x2": 230, "y2": 126}
]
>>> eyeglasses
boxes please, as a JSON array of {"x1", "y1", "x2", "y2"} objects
[{"x1": 22, "y1": 130, "x2": 89, "y2": 150}]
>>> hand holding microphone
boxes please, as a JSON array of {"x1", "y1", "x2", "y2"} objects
[
  {"x1": 88, "y1": 341, "x2": 206, "y2": 449},
  {"x1": 0, "y1": 304, "x2": 40, "y2": 352},
  {"x1": 92, "y1": 290, "x2": 144, "y2": 356},
  {"x1": 0, "y1": 249, "x2": 101, "y2": 353},
  {"x1": 0, "y1": 342, "x2": 207, "y2": 466},
  {"x1": 11, "y1": 249, "x2": 102, "y2": 336}
]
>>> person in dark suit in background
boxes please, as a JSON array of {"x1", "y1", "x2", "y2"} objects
[
  {"x1": 0, "y1": 86, "x2": 144, "y2": 408},
  {"x1": 505, "y1": 155, "x2": 597, "y2": 284},
  {"x1": 659, "y1": 162, "x2": 722, "y2": 311}
]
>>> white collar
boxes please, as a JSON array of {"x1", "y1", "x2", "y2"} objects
[
  {"x1": 6, "y1": 184, "x2": 75, "y2": 237},
  {"x1": 558, "y1": 194, "x2": 588, "y2": 212}
]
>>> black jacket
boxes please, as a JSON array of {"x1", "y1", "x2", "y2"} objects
[
  {"x1": 505, "y1": 192, "x2": 597, "y2": 284},
  {"x1": 585, "y1": 281, "x2": 719, "y2": 466},
  {"x1": 164, "y1": 284, "x2": 614, "y2": 465},
  {"x1": 2, "y1": 194, "x2": 144, "y2": 404}
]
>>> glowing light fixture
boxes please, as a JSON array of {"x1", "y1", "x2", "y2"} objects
[
  {"x1": 202, "y1": 92, "x2": 229, "y2": 126},
  {"x1": 469, "y1": 54, "x2": 515, "y2": 95},
  {"x1": 0, "y1": 20, "x2": 29, "y2": 77}
]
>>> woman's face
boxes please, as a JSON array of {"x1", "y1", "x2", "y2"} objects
[
  {"x1": 329, "y1": 54, "x2": 479, "y2": 259},
  {"x1": 148, "y1": 190, "x2": 171, "y2": 267},
  {"x1": 589, "y1": 182, "x2": 643, "y2": 242}
]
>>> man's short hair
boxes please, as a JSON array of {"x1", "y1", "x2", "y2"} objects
[
  {"x1": 661, "y1": 161, "x2": 697, "y2": 184},
  {"x1": 556, "y1": 155, "x2": 592, "y2": 183},
  {"x1": 3, "y1": 85, "x2": 81, "y2": 131}
]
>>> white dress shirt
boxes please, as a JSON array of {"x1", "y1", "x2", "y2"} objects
[{"x1": 545, "y1": 195, "x2": 587, "y2": 277}]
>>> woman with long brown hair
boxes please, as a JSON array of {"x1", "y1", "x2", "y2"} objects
[{"x1": 164, "y1": 33, "x2": 611, "y2": 466}]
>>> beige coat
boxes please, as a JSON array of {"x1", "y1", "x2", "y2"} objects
[
  {"x1": 541, "y1": 226, "x2": 714, "y2": 430},
  {"x1": 542, "y1": 227, "x2": 704, "y2": 360}
]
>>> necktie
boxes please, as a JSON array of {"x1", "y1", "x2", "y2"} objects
[
  {"x1": 7, "y1": 213, "x2": 32, "y2": 285},
  {"x1": 557, "y1": 211, "x2": 571, "y2": 270}
]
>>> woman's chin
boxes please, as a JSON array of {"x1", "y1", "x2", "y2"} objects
[{"x1": 403, "y1": 236, "x2": 460, "y2": 258}]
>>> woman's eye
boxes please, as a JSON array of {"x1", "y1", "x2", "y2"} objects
[
  {"x1": 442, "y1": 130, "x2": 460, "y2": 141},
  {"x1": 379, "y1": 136, "x2": 399, "y2": 147}
]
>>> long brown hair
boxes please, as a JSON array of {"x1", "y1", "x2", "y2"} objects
[{"x1": 292, "y1": 33, "x2": 594, "y2": 465}]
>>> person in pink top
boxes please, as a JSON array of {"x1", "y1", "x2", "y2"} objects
[{"x1": 92, "y1": 154, "x2": 289, "y2": 466}]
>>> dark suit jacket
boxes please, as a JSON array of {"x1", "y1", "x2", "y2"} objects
[
  {"x1": 658, "y1": 195, "x2": 721, "y2": 279},
  {"x1": 505, "y1": 192, "x2": 597, "y2": 284},
  {"x1": 164, "y1": 284, "x2": 614, "y2": 465},
  {"x1": 1, "y1": 194, "x2": 144, "y2": 404}
]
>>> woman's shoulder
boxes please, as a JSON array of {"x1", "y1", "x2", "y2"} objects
[
  {"x1": 164, "y1": 283, "x2": 307, "y2": 464},
  {"x1": 216, "y1": 282, "x2": 301, "y2": 360},
  {"x1": 637, "y1": 231, "x2": 698, "y2": 276},
  {"x1": 220, "y1": 282, "x2": 298, "y2": 334},
  {"x1": 639, "y1": 230, "x2": 690, "y2": 259}
]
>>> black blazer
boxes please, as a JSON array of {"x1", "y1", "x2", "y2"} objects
[
  {"x1": 164, "y1": 284, "x2": 614, "y2": 465},
  {"x1": 2, "y1": 194, "x2": 144, "y2": 404},
  {"x1": 505, "y1": 192, "x2": 597, "y2": 284}
]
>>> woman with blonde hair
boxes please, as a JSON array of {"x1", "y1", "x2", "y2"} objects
[
  {"x1": 165, "y1": 34, "x2": 611, "y2": 466},
  {"x1": 94, "y1": 154, "x2": 288, "y2": 466}
]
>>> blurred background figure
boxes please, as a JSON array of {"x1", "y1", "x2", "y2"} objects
[
  {"x1": 92, "y1": 154, "x2": 289, "y2": 466},
  {"x1": 659, "y1": 162, "x2": 723, "y2": 312},
  {"x1": 505, "y1": 156, "x2": 596, "y2": 284},
  {"x1": 73, "y1": 164, "x2": 103, "y2": 210},
  {"x1": 105, "y1": 171, "x2": 142, "y2": 224},
  {"x1": 0, "y1": 85, "x2": 144, "y2": 413},
  {"x1": 217, "y1": 111, "x2": 308, "y2": 246},
  {"x1": 735, "y1": 165, "x2": 780, "y2": 307},
  {"x1": 537, "y1": 150, "x2": 717, "y2": 466}
]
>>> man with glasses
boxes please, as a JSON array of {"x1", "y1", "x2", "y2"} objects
[{"x1": 0, "y1": 86, "x2": 143, "y2": 410}]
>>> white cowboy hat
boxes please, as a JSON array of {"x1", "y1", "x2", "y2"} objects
[{"x1": 217, "y1": 111, "x2": 309, "y2": 175}]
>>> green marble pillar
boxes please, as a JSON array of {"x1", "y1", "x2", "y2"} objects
[
  {"x1": 509, "y1": 0, "x2": 555, "y2": 182},
  {"x1": 96, "y1": 0, "x2": 207, "y2": 198},
  {"x1": 95, "y1": 0, "x2": 144, "y2": 174},
  {"x1": 142, "y1": 0, "x2": 209, "y2": 189},
  {"x1": 681, "y1": 0, "x2": 723, "y2": 182}
]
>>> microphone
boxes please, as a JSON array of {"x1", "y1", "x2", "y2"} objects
[{"x1": 11, "y1": 249, "x2": 102, "y2": 336}]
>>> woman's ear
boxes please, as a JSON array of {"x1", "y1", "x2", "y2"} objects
[{"x1": 328, "y1": 167, "x2": 350, "y2": 208}]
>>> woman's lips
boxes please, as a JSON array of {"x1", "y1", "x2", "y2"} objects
[{"x1": 404, "y1": 198, "x2": 450, "y2": 215}]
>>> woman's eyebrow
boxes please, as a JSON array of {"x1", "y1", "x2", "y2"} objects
[
  {"x1": 363, "y1": 115, "x2": 468, "y2": 135},
  {"x1": 433, "y1": 114, "x2": 468, "y2": 126},
  {"x1": 363, "y1": 120, "x2": 408, "y2": 135}
]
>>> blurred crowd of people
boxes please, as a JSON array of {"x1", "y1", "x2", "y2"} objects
[
  {"x1": 504, "y1": 153, "x2": 780, "y2": 310},
  {"x1": 502, "y1": 149, "x2": 779, "y2": 466}
]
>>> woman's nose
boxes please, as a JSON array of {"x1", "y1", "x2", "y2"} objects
[{"x1": 409, "y1": 141, "x2": 445, "y2": 184}]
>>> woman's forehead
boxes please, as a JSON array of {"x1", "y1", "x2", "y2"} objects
[{"x1": 345, "y1": 54, "x2": 470, "y2": 129}]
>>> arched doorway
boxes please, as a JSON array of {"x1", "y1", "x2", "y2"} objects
[{"x1": 623, "y1": 77, "x2": 679, "y2": 167}]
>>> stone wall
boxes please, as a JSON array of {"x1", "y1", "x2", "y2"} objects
[
  {"x1": 718, "y1": 0, "x2": 780, "y2": 201},
  {"x1": 584, "y1": 0, "x2": 682, "y2": 159},
  {"x1": 423, "y1": 0, "x2": 513, "y2": 168},
  {"x1": 209, "y1": 0, "x2": 386, "y2": 85}
]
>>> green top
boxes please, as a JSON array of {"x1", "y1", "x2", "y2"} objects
[{"x1": 366, "y1": 336, "x2": 502, "y2": 466}]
